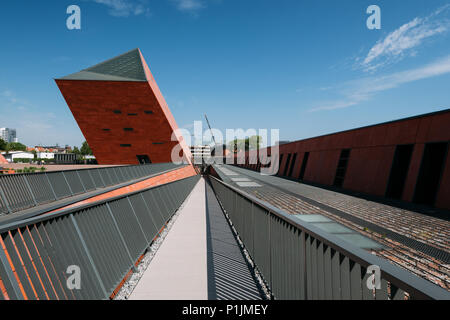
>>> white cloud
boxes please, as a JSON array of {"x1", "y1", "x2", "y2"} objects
[
  {"x1": 175, "y1": 0, "x2": 204, "y2": 11},
  {"x1": 90, "y1": 0, "x2": 150, "y2": 17},
  {"x1": 90, "y1": 0, "x2": 217, "y2": 16},
  {"x1": 310, "y1": 55, "x2": 450, "y2": 112},
  {"x1": 360, "y1": 5, "x2": 450, "y2": 72}
]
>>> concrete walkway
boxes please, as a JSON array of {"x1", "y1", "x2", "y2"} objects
[
  {"x1": 130, "y1": 178, "x2": 208, "y2": 300},
  {"x1": 129, "y1": 177, "x2": 265, "y2": 300}
]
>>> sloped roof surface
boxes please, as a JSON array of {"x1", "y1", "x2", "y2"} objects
[
  {"x1": 0, "y1": 153, "x2": 8, "y2": 164},
  {"x1": 58, "y1": 49, "x2": 148, "y2": 82}
]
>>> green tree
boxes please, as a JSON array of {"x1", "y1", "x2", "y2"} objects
[
  {"x1": 228, "y1": 136, "x2": 262, "y2": 153},
  {"x1": 247, "y1": 135, "x2": 261, "y2": 150},
  {"x1": 73, "y1": 146, "x2": 81, "y2": 155},
  {"x1": 0, "y1": 138, "x2": 6, "y2": 151},
  {"x1": 6, "y1": 142, "x2": 27, "y2": 152},
  {"x1": 80, "y1": 141, "x2": 93, "y2": 156}
]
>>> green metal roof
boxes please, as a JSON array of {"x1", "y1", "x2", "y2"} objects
[{"x1": 57, "y1": 48, "x2": 148, "y2": 82}]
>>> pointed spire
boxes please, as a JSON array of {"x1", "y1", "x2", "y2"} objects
[{"x1": 58, "y1": 48, "x2": 148, "y2": 82}]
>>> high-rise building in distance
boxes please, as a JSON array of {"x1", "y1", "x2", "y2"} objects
[{"x1": 0, "y1": 128, "x2": 18, "y2": 143}]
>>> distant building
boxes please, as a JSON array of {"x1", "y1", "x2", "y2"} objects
[
  {"x1": 34, "y1": 145, "x2": 70, "y2": 153},
  {"x1": 1, "y1": 151, "x2": 34, "y2": 163},
  {"x1": 36, "y1": 152, "x2": 55, "y2": 160},
  {"x1": 54, "y1": 153, "x2": 78, "y2": 164},
  {"x1": 0, "y1": 128, "x2": 18, "y2": 143},
  {"x1": 190, "y1": 145, "x2": 211, "y2": 164},
  {"x1": 83, "y1": 155, "x2": 97, "y2": 164}
]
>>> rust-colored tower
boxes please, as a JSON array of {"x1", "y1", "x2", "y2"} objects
[{"x1": 56, "y1": 49, "x2": 191, "y2": 165}]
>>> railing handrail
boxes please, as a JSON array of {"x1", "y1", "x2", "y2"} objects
[
  {"x1": 0, "y1": 162, "x2": 175, "y2": 178},
  {"x1": 209, "y1": 172, "x2": 450, "y2": 300},
  {"x1": 0, "y1": 173, "x2": 197, "y2": 234},
  {"x1": 0, "y1": 164, "x2": 188, "y2": 225},
  {"x1": 0, "y1": 174, "x2": 200, "y2": 300},
  {"x1": 0, "y1": 162, "x2": 185, "y2": 217}
]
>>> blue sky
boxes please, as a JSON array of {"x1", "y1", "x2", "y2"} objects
[{"x1": 0, "y1": 0, "x2": 449, "y2": 147}]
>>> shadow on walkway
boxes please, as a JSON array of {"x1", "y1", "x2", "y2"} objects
[{"x1": 205, "y1": 178, "x2": 266, "y2": 300}]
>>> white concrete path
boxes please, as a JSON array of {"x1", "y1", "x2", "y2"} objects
[{"x1": 129, "y1": 178, "x2": 208, "y2": 300}]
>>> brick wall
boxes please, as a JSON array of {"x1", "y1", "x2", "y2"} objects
[{"x1": 237, "y1": 110, "x2": 450, "y2": 210}]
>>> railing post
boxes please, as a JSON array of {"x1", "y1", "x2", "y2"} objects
[
  {"x1": 45, "y1": 173, "x2": 58, "y2": 200},
  {"x1": 105, "y1": 203, "x2": 136, "y2": 267},
  {"x1": 0, "y1": 185, "x2": 12, "y2": 214},
  {"x1": 23, "y1": 175, "x2": 37, "y2": 206},
  {"x1": 110, "y1": 168, "x2": 120, "y2": 184},
  {"x1": 69, "y1": 214, "x2": 107, "y2": 298},
  {"x1": 0, "y1": 242, "x2": 24, "y2": 299},
  {"x1": 269, "y1": 210, "x2": 272, "y2": 294},
  {"x1": 139, "y1": 193, "x2": 159, "y2": 239},
  {"x1": 61, "y1": 172, "x2": 74, "y2": 196},
  {"x1": 104, "y1": 169, "x2": 114, "y2": 186},
  {"x1": 126, "y1": 197, "x2": 149, "y2": 244},
  {"x1": 251, "y1": 202, "x2": 255, "y2": 258},
  {"x1": 76, "y1": 171, "x2": 86, "y2": 193},
  {"x1": 236, "y1": 190, "x2": 239, "y2": 233},
  {"x1": 87, "y1": 170, "x2": 96, "y2": 189}
]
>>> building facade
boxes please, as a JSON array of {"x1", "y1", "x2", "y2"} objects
[
  {"x1": 54, "y1": 153, "x2": 78, "y2": 164},
  {"x1": 0, "y1": 128, "x2": 18, "y2": 143},
  {"x1": 239, "y1": 109, "x2": 450, "y2": 210},
  {"x1": 1, "y1": 151, "x2": 34, "y2": 163},
  {"x1": 34, "y1": 145, "x2": 71, "y2": 153},
  {"x1": 56, "y1": 48, "x2": 192, "y2": 166},
  {"x1": 190, "y1": 145, "x2": 212, "y2": 164},
  {"x1": 36, "y1": 152, "x2": 55, "y2": 159}
]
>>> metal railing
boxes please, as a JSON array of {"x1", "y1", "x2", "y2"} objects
[
  {"x1": 0, "y1": 163, "x2": 183, "y2": 216},
  {"x1": 209, "y1": 176, "x2": 450, "y2": 300},
  {"x1": 0, "y1": 174, "x2": 200, "y2": 300}
]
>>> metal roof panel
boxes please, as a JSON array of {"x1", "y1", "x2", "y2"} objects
[{"x1": 57, "y1": 48, "x2": 148, "y2": 82}]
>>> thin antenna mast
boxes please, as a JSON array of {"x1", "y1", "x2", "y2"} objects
[{"x1": 204, "y1": 114, "x2": 216, "y2": 145}]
